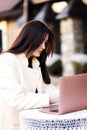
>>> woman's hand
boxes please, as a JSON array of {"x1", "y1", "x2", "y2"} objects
[{"x1": 49, "y1": 93, "x2": 59, "y2": 104}]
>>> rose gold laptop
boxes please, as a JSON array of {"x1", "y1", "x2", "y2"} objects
[{"x1": 40, "y1": 73, "x2": 87, "y2": 114}]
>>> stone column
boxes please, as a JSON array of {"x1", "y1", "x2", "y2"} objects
[
  {"x1": 82, "y1": 20, "x2": 87, "y2": 54},
  {"x1": 60, "y1": 18, "x2": 84, "y2": 76}
]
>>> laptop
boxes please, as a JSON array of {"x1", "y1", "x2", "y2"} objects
[{"x1": 40, "y1": 73, "x2": 87, "y2": 114}]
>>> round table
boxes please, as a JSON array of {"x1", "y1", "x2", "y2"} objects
[{"x1": 20, "y1": 109, "x2": 87, "y2": 130}]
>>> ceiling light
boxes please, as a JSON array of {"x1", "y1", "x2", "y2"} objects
[
  {"x1": 82, "y1": 0, "x2": 87, "y2": 4},
  {"x1": 51, "y1": 1, "x2": 68, "y2": 13},
  {"x1": 32, "y1": 0, "x2": 49, "y2": 4}
]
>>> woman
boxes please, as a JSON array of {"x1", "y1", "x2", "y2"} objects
[{"x1": 0, "y1": 20, "x2": 59, "y2": 130}]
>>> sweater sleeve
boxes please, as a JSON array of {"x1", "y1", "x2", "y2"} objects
[
  {"x1": 0, "y1": 55, "x2": 50, "y2": 111},
  {"x1": 42, "y1": 81, "x2": 59, "y2": 98}
]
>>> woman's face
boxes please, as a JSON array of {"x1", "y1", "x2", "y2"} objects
[{"x1": 32, "y1": 34, "x2": 49, "y2": 57}]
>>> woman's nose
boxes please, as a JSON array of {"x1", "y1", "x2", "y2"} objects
[{"x1": 42, "y1": 43, "x2": 45, "y2": 49}]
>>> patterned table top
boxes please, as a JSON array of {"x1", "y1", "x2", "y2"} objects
[{"x1": 20, "y1": 108, "x2": 87, "y2": 130}]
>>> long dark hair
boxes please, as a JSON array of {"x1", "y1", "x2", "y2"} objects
[{"x1": 6, "y1": 20, "x2": 55, "y2": 84}]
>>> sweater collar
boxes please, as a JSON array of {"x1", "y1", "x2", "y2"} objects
[
  {"x1": 17, "y1": 53, "x2": 40, "y2": 69},
  {"x1": 32, "y1": 57, "x2": 40, "y2": 70}
]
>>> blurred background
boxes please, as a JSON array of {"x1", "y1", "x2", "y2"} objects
[{"x1": 0, "y1": 0, "x2": 87, "y2": 81}]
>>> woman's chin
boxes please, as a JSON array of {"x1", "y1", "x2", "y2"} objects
[{"x1": 34, "y1": 54, "x2": 40, "y2": 57}]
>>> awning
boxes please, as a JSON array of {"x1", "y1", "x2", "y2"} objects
[
  {"x1": 0, "y1": 0, "x2": 22, "y2": 20},
  {"x1": 0, "y1": 0, "x2": 21, "y2": 13}
]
